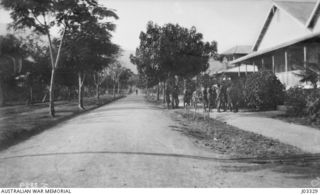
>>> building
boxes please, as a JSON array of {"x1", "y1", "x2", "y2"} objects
[
  {"x1": 221, "y1": 45, "x2": 252, "y2": 62},
  {"x1": 209, "y1": 45, "x2": 255, "y2": 80},
  {"x1": 231, "y1": 0, "x2": 320, "y2": 88},
  {"x1": 215, "y1": 64, "x2": 256, "y2": 80}
]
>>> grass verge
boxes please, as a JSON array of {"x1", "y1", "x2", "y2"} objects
[
  {"x1": 171, "y1": 110, "x2": 306, "y2": 159},
  {"x1": 0, "y1": 95, "x2": 125, "y2": 151},
  {"x1": 273, "y1": 114, "x2": 320, "y2": 130}
]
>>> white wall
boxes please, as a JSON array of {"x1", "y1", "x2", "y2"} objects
[{"x1": 276, "y1": 70, "x2": 308, "y2": 89}]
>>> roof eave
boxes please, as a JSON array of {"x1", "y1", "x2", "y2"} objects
[
  {"x1": 252, "y1": 5, "x2": 277, "y2": 52},
  {"x1": 306, "y1": 0, "x2": 320, "y2": 28},
  {"x1": 231, "y1": 31, "x2": 320, "y2": 65},
  {"x1": 253, "y1": 1, "x2": 315, "y2": 52}
]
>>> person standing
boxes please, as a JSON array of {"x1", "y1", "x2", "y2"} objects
[
  {"x1": 183, "y1": 88, "x2": 191, "y2": 107},
  {"x1": 216, "y1": 84, "x2": 225, "y2": 112},
  {"x1": 165, "y1": 87, "x2": 171, "y2": 109},
  {"x1": 203, "y1": 87, "x2": 208, "y2": 111},
  {"x1": 220, "y1": 83, "x2": 227, "y2": 112},
  {"x1": 208, "y1": 85, "x2": 216, "y2": 112},
  {"x1": 172, "y1": 85, "x2": 179, "y2": 109}
]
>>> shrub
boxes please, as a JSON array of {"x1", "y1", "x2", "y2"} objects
[
  {"x1": 284, "y1": 87, "x2": 307, "y2": 116},
  {"x1": 244, "y1": 71, "x2": 285, "y2": 110},
  {"x1": 306, "y1": 89, "x2": 320, "y2": 122}
]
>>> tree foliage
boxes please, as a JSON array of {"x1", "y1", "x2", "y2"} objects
[
  {"x1": 1, "y1": 0, "x2": 120, "y2": 112},
  {"x1": 293, "y1": 62, "x2": 320, "y2": 89},
  {"x1": 131, "y1": 21, "x2": 218, "y2": 89},
  {"x1": 159, "y1": 24, "x2": 217, "y2": 78}
]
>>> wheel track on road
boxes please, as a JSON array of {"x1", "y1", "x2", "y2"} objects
[{"x1": 0, "y1": 150, "x2": 320, "y2": 165}]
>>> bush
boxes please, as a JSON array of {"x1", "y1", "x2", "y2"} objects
[
  {"x1": 244, "y1": 71, "x2": 285, "y2": 110},
  {"x1": 306, "y1": 90, "x2": 320, "y2": 122},
  {"x1": 235, "y1": 78, "x2": 246, "y2": 108},
  {"x1": 284, "y1": 87, "x2": 307, "y2": 116},
  {"x1": 284, "y1": 87, "x2": 320, "y2": 122}
]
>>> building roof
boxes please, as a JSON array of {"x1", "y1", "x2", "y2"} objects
[
  {"x1": 231, "y1": 31, "x2": 320, "y2": 64},
  {"x1": 252, "y1": 0, "x2": 319, "y2": 51},
  {"x1": 306, "y1": 0, "x2": 320, "y2": 27},
  {"x1": 274, "y1": 0, "x2": 316, "y2": 25},
  {"x1": 221, "y1": 45, "x2": 252, "y2": 55},
  {"x1": 216, "y1": 64, "x2": 256, "y2": 74}
]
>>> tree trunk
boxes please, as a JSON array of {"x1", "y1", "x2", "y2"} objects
[
  {"x1": 46, "y1": 27, "x2": 66, "y2": 117},
  {"x1": 113, "y1": 82, "x2": 116, "y2": 98},
  {"x1": 49, "y1": 69, "x2": 56, "y2": 116},
  {"x1": 0, "y1": 76, "x2": 4, "y2": 107},
  {"x1": 117, "y1": 81, "x2": 120, "y2": 94},
  {"x1": 68, "y1": 87, "x2": 72, "y2": 101},
  {"x1": 157, "y1": 82, "x2": 160, "y2": 101},
  {"x1": 163, "y1": 81, "x2": 166, "y2": 103},
  {"x1": 96, "y1": 84, "x2": 100, "y2": 104},
  {"x1": 78, "y1": 73, "x2": 85, "y2": 110},
  {"x1": 146, "y1": 79, "x2": 148, "y2": 96},
  {"x1": 42, "y1": 92, "x2": 47, "y2": 103},
  {"x1": 29, "y1": 86, "x2": 33, "y2": 105}
]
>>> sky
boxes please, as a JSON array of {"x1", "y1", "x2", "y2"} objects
[
  {"x1": 0, "y1": 0, "x2": 273, "y2": 53},
  {"x1": 100, "y1": 0, "x2": 273, "y2": 53}
]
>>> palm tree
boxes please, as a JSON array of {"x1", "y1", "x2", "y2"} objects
[{"x1": 293, "y1": 62, "x2": 320, "y2": 89}]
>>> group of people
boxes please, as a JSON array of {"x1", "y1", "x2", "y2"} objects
[
  {"x1": 165, "y1": 85, "x2": 180, "y2": 109},
  {"x1": 163, "y1": 80, "x2": 241, "y2": 112},
  {"x1": 184, "y1": 82, "x2": 240, "y2": 113}
]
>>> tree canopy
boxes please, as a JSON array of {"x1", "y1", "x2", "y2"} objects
[
  {"x1": 1, "y1": 0, "x2": 121, "y2": 114},
  {"x1": 131, "y1": 21, "x2": 218, "y2": 89}
]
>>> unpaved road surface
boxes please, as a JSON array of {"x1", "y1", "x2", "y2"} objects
[{"x1": 0, "y1": 95, "x2": 317, "y2": 187}]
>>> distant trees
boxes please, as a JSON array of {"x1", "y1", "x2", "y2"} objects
[
  {"x1": 93, "y1": 68, "x2": 109, "y2": 104},
  {"x1": 118, "y1": 68, "x2": 134, "y2": 93},
  {"x1": 19, "y1": 34, "x2": 50, "y2": 105},
  {"x1": 0, "y1": 34, "x2": 25, "y2": 106},
  {"x1": 107, "y1": 62, "x2": 130, "y2": 98},
  {"x1": 1, "y1": 0, "x2": 119, "y2": 116},
  {"x1": 61, "y1": 12, "x2": 119, "y2": 109},
  {"x1": 0, "y1": 33, "x2": 54, "y2": 106},
  {"x1": 131, "y1": 21, "x2": 218, "y2": 99},
  {"x1": 2, "y1": 0, "x2": 65, "y2": 116}
]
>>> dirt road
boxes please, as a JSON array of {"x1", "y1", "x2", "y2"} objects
[{"x1": 0, "y1": 95, "x2": 317, "y2": 187}]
